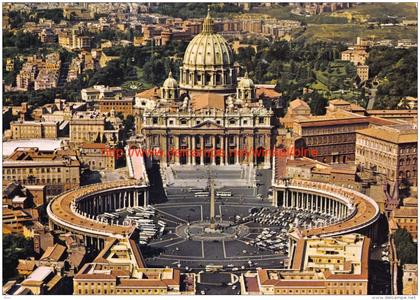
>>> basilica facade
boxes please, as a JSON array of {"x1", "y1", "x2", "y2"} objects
[{"x1": 135, "y1": 10, "x2": 276, "y2": 168}]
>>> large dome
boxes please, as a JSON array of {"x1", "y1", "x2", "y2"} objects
[
  {"x1": 182, "y1": 26, "x2": 233, "y2": 68},
  {"x1": 179, "y1": 9, "x2": 237, "y2": 93}
]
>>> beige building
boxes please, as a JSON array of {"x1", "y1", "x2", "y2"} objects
[
  {"x1": 79, "y1": 143, "x2": 116, "y2": 170},
  {"x1": 73, "y1": 236, "x2": 195, "y2": 295},
  {"x1": 98, "y1": 97, "x2": 134, "y2": 117},
  {"x1": 341, "y1": 38, "x2": 369, "y2": 66},
  {"x1": 289, "y1": 110, "x2": 372, "y2": 163},
  {"x1": 241, "y1": 234, "x2": 370, "y2": 295},
  {"x1": 402, "y1": 264, "x2": 417, "y2": 295},
  {"x1": 10, "y1": 120, "x2": 59, "y2": 140},
  {"x1": 3, "y1": 148, "x2": 80, "y2": 196},
  {"x1": 69, "y1": 111, "x2": 106, "y2": 144},
  {"x1": 81, "y1": 85, "x2": 122, "y2": 101},
  {"x1": 58, "y1": 29, "x2": 92, "y2": 50},
  {"x1": 283, "y1": 102, "x2": 399, "y2": 164},
  {"x1": 356, "y1": 64, "x2": 369, "y2": 82},
  {"x1": 20, "y1": 266, "x2": 62, "y2": 295},
  {"x1": 356, "y1": 124, "x2": 417, "y2": 185},
  {"x1": 389, "y1": 195, "x2": 418, "y2": 242},
  {"x1": 69, "y1": 111, "x2": 122, "y2": 146}
]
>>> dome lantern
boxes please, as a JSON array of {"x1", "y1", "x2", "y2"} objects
[{"x1": 202, "y1": 7, "x2": 214, "y2": 34}]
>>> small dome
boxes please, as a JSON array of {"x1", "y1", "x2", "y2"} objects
[
  {"x1": 163, "y1": 72, "x2": 178, "y2": 89},
  {"x1": 238, "y1": 72, "x2": 254, "y2": 89}
]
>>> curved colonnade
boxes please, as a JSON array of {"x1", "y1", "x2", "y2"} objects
[
  {"x1": 272, "y1": 179, "x2": 380, "y2": 238},
  {"x1": 47, "y1": 180, "x2": 148, "y2": 250},
  {"x1": 48, "y1": 177, "x2": 380, "y2": 253}
]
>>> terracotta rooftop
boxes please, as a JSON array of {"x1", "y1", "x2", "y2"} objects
[
  {"x1": 17, "y1": 259, "x2": 36, "y2": 272},
  {"x1": 244, "y1": 276, "x2": 260, "y2": 293},
  {"x1": 80, "y1": 143, "x2": 107, "y2": 149},
  {"x1": 256, "y1": 87, "x2": 281, "y2": 99},
  {"x1": 393, "y1": 206, "x2": 417, "y2": 218},
  {"x1": 289, "y1": 98, "x2": 310, "y2": 109},
  {"x1": 40, "y1": 244, "x2": 66, "y2": 261},
  {"x1": 136, "y1": 87, "x2": 160, "y2": 99},
  {"x1": 329, "y1": 99, "x2": 351, "y2": 105},
  {"x1": 357, "y1": 125, "x2": 417, "y2": 144},
  {"x1": 367, "y1": 109, "x2": 417, "y2": 115}
]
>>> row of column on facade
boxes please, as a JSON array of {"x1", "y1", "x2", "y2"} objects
[
  {"x1": 275, "y1": 189, "x2": 349, "y2": 219},
  {"x1": 149, "y1": 134, "x2": 271, "y2": 166},
  {"x1": 76, "y1": 189, "x2": 148, "y2": 217}
]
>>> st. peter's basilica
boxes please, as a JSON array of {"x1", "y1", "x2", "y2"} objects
[{"x1": 135, "y1": 9, "x2": 278, "y2": 168}]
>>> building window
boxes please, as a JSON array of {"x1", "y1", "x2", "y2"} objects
[
  {"x1": 152, "y1": 117, "x2": 158, "y2": 124},
  {"x1": 259, "y1": 117, "x2": 264, "y2": 124}
]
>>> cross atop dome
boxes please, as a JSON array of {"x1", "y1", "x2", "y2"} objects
[{"x1": 202, "y1": 6, "x2": 214, "y2": 34}]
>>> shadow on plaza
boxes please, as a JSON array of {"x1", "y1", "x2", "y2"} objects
[
  {"x1": 146, "y1": 161, "x2": 168, "y2": 204},
  {"x1": 140, "y1": 244, "x2": 165, "y2": 259}
]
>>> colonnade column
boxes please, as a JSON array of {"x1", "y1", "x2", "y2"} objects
[
  {"x1": 235, "y1": 135, "x2": 240, "y2": 165},
  {"x1": 248, "y1": 135, "x2": 254, "y2": 166},
  {"x1": 225, "y1": 136, "x2": 229, "y2": 165},
  {"x1": 191, "y1": 136, "x2": 196, "y2": 166},
  {"x1": 220, "y1": 135, "x2": 225, "y2": 166},
  {"x1": 200, "y1": 136, "x2": 204, "y2": 165},
  {"x1": 134, "y1": 190, "x2": 138, "y2": 207},
  {"x1": 175, "y1": 135, "x2": 180, "y2": 165},
  {"x1": 264, "y1": 134, "x2": 270, "y2": 168},
  {"x1": 211, "y1": 135, "x2": 216, "y2": 165},
  {"x1": 187, "y1": 136, "x2": 191, "y2": 165}
]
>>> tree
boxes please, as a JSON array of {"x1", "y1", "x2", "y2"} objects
[
  {"x1": 123, "y1": 115, "x2": 135, "y2": 138},
  {"x1": 143, "y1": 57, "x2": 167, "y2": 85},
  {"x1": 268, "y1": 60, "x2": 283, "y2": 79},
  {"x1": 36, "y1": 9, "x2": 64, "y2": 24},
  {"x1": 3, "y1": 234, "x2": 34, "y2": 281},
  {"x1": 303, "y1": 91, "x2": 328, "y2": 115},
  {"x1": 394, "y1": 228, "x2": 417, "y2": 265},
  {"x1": 254, "y1": 61, "x2": 268, "y2": 83}
]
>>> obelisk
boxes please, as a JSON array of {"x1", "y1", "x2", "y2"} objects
[{"x1": 209, "y1": 179, "x2": 216, "y2": 229}]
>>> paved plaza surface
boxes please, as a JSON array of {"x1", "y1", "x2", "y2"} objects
[
  {"x1": 163, "y1": 164, "x2": 257, "y2": 188},
  {"x1": 144, "y1": 166, "x2": 287, "y2": 271}
]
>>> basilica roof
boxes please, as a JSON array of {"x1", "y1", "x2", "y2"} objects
[
  {"x1": 191, "y1": 93, "x2": 225, "y2": 111},
  {"x1": 136, "y1": 87, "x2": 160, "y2": 99}
]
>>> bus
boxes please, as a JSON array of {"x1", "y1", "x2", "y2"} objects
[
  {"x1": 189, "y1": 188, "x2": 205, "y2": 192},
  {"x1": 205, "y1": 265, "x2": 224, "y2": 272},
  {"x1": 194, "y1": 192, "x2": 210, "y2": 197},
  {"x1": 216, "y1": 192, "x2": 232, "y2": 197}
]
